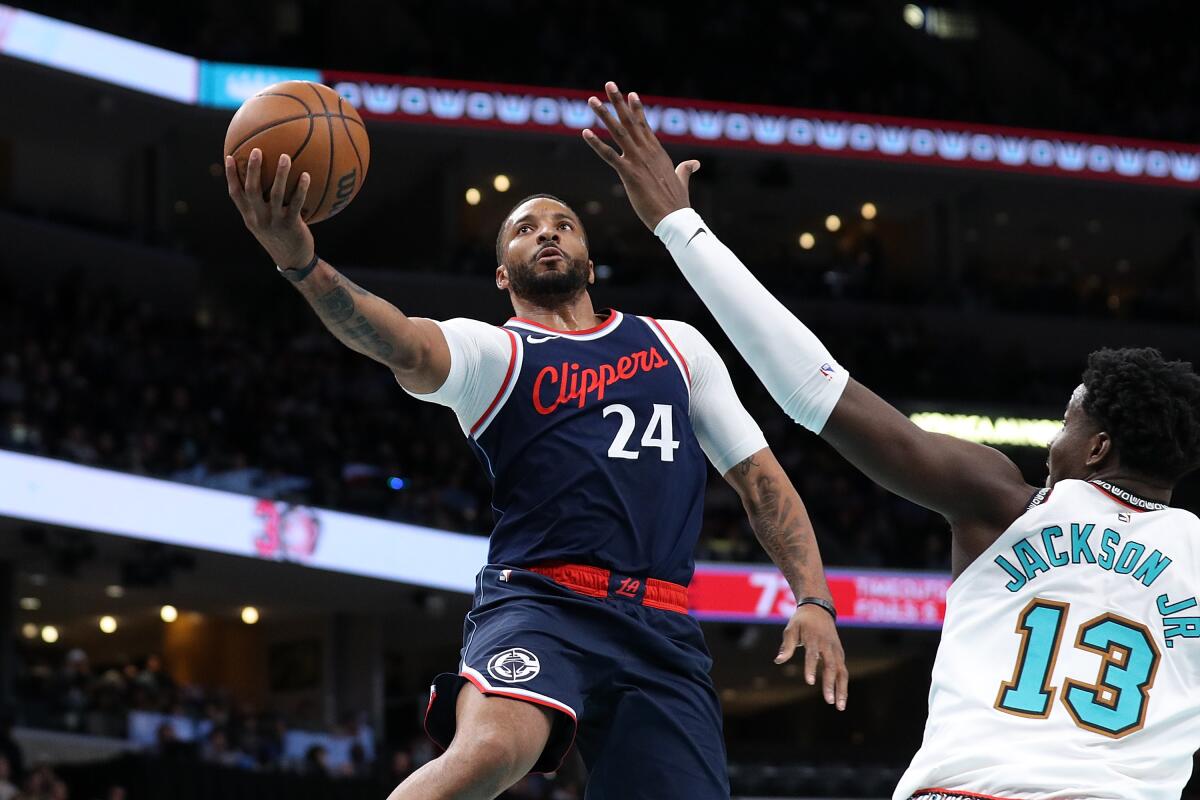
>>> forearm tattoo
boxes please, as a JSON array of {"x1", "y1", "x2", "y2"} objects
[
  {"x1": 309, "y1": 273, "x2": 396, "y2": 361},
  {"x1": 735, "y1": 455, "x2": 814, "y2": 593}
]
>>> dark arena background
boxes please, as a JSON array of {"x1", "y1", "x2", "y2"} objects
[{"x1": 1, "y1": 2, "x2": 1199, "y2": 798}]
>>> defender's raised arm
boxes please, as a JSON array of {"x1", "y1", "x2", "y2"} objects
[
  {"x1": 584, "y1": 83, "x2": 1035, "y2": 570},
  {"x1": 224, "y1": 148, "x2": 450, "y2": 394}
]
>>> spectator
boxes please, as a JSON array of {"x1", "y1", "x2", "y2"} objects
[
  {"x1": 57, "y1": 650, "x2": 93, "y2": 733},
  {"x1": 0, "y1": 755, "x2": 17, "y2": 800},
  {"x1": 152, "y1": 721, "x2": 188, "y2": 760},
  {"x1": 19, "y1": 765, "x2": 59, "y2": 800},
  {"x1": 201, "y1": 728, "x2": 245, "y2": 769},
  {"x1": 0, "y1": 711, "x2": 23, "y2": 787},
  {"x1": 343, "y1": 742, "x2": 370, "y2": 779},
  {"x1": 303, "y1": 744, "x2": 329, "y2": 777},
  {"x1": 134, "y1": 655, "x2": 174, "y2": 705}
]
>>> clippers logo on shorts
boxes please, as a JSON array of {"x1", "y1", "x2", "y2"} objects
[{"x1": 487, "y1": 648, "x2": 541, "y2": 683}]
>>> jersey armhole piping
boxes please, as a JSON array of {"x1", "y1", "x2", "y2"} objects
[
  {"x1": 469, "y1": 328, "x2": 522, "y2": 438},
  {"x1": 643, "y1": 317, "x2": 691, "y2": 387}
]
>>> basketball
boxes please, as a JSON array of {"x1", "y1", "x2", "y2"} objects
[{"x1": 224, "y1": 80, "x2": 369, "y2": 224}]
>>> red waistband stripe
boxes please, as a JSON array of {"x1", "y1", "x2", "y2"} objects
[{"x1": 529, "y1": 563, "x2": 689, "y2": 614}]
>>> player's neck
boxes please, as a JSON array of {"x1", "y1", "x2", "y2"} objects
[
  {"x1": 510, "y1": 292, "x2": 602, "y2": 332},
  {"x1": 1085, "y1": 469, "x2": 1173, "y2": 505}
]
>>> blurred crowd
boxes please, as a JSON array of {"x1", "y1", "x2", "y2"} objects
[
  {"x1": 17, "y1": 0, "x2": 1200, "y2": 141},
  {"x1": 996, "y1": 1, "x2": 1200, "y2": 141},
  {"x1": 0, "y1": 278, "x2": 1091, "y2": 571},
  {"x1": 9, "y1": 646, "x2": 584, "y2": 799}
]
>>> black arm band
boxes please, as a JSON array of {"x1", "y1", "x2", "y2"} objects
[
  {"x1": 277, "y1": 253, "x2": 320, "y2": 283},
  {"x1": 797, "y1": 597, "x2": 837, "y2": 621}
]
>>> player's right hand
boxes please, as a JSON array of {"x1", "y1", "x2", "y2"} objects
[{"x1": 224, "y1": 148, "x2": 315, "y2": 270}]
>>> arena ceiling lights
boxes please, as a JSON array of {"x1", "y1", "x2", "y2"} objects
[{"x1": 3, "y1": 4, "x2": 1200, "y2": 188}]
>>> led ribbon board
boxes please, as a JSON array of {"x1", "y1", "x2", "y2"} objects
[
  {"x1": 1, "y1": 4, "x2": 1197, "y2": 188},
  {"x1": 0, "y1": 451, "x2": 950, "y2": 628},
  {"x1": 325, "y1": 69, "x2": 1200, "y2": 188}
]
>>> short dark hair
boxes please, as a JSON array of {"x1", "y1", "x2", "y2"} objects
[
  {"x1": 494, "y1": 193, "x2": 582, "y2": 264},
  {"x1": 1081, "y1": 347, "x2": 1200, "y2": 484}
]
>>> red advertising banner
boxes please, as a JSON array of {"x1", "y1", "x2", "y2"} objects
[
  {"x1": 324, "y1": 69, "x2": 1200, "y2": 188},
  {"x1": 689, "y1": 564, "x2": 950, "y2": 629}
]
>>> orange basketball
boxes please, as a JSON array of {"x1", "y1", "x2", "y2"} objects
[{"x1": 224, "y1": 80, "x2": 370, "y2": 224}]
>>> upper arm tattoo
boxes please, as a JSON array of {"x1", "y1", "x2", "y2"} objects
[{"x1": 732, "y1": 453, "x2": 760, "y2": 479}]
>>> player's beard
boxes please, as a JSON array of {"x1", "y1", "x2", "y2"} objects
[{"x1": 507, "y1": 255, "x2": 590, "y2": 305}]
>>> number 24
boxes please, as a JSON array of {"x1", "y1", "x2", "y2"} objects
[{"x1": 603, "y1": 404, "x2": 680, "y2": 462}]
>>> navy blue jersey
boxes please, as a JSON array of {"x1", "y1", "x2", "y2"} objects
[{"x1": 467, "y1": 310, "x2": 706, "y2": 586}]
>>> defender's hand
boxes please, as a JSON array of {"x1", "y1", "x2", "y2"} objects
[
  {"x1": 224, "y1": 148, "x2": 315, "y2": 270},
  {"x1": 583, "y1": 81, "x2": 700, "y2": 231},
  {"x1": 776, "y1": 604, "x2": 849, "y2": 711}
]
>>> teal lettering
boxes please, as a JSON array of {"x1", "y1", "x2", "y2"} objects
[
  {"x1": 994, "y1": 554, "x2": 1027, "y2": 592},
  {"x1": 1133, "y1": 551, "x2": 1172, "y2": 587},
  {"x1": 1070, "y1": 523, "x2": 1097, "y2": 564},
  {"x1": 1164, "y1": 618, "x2": 1200, "y2": 643},
  {"x1": 1097, "y1": 528, "x2": 1121, "y2": 570},
  {"x1": 1014, "y1": 539, "x2": 1052, "y2": 581},
  {"x1": 1040, "y1": 526, "x2": 1068, "y2": 567},
  {"x1": 1114, "y1": 541, "x2": 1145, "y2": 575},
  {"x1": 1157, "y1": 593, "x2": 1197, "y2": 615}
]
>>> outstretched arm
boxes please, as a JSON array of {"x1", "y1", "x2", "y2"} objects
[
  {"x1": 224, "y1": 148, "x2": 450, "y2": 394},
  {"x1": 676, "y1": 319, "x2": 848, "y2": 707},
  {"x1": 725, "y1": 448, "x2": 848, "y2": 709},
  {"x1": 583, "y1": 83, "x2": 1035, "y2": 561}
]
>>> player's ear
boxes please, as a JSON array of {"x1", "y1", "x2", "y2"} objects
[
  {"x1": 496, "y1": 264, "x2": 509, "y2": 291},
  {"x1": 1086, "y1": 430, "x2": 1113, "y2": 468},
  {"x1": 587, "y1": 259, "x2": 595, "y2": 286}
]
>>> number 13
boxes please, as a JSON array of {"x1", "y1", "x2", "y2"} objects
[{"x1": 995, "y1": 598, "x2": 1160, "y2": 738}]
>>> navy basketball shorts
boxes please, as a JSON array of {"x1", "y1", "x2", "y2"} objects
[{"x1": 424, "y1": 564, "x2": 730, "y2": 799}]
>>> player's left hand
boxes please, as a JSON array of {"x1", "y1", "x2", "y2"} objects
[
  {"x1": 776, "y1": 604, "x2": 849, "y2": 711},
  {"x1": 583, "y1": 81, "x2": 700, "y2": 231}
]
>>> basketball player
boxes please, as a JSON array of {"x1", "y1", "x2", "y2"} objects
[
  {"x1": 224, "y1": 147, "x2": 849, "y2": 799},
  {"x1": 585, "y1": 82, "x2": 1200, "y2": 799}
]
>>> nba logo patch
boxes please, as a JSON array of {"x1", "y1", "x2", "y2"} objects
[{"x1": 819, "y1": 363, "x2": 836, "y2": 380}]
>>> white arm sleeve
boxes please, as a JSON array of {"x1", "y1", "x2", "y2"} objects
[
  {"x1": 657, "y1": 319, "x2": 769, "y2": 475},
  {"x1": 655, "y1": 207, "x2": 849, "y2": 433},
  {"x1": 401, "y1": 318, "x2": 513, "y2": 436}
]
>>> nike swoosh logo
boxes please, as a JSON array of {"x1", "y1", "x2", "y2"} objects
[
  {"x1": 526, "y1": 335, "x2": 561, "y2": 344},
  {"x1": 686, "y1": 227, "x2": 708, "y2": 247}
]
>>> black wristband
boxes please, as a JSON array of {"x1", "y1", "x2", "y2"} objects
[
  {"x1": 797, "y1": 597, "x2": 837, "y2": 621},
  {"x1": 277, "y1": 253, "x2": 320, "y2": 283}
]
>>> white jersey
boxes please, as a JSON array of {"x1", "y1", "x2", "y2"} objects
[{"x1": 895, "y1": 478, "x2": 1200, "y2": 800}]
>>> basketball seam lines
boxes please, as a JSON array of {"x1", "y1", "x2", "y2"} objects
[
  {"x1": 307, "y1": 82, "x2": 335, "y2": 219},
  {"x1": 291, "y1": 118, "x2": 316, "y2": 164},
  {"x1": 338, "y1": 97, "x2": 365, "y2": 178},
  {"x1": 227, "y1": 114, "x2": 311, "y2": 156},
  {"x1": 255, "y1": 92, "x2": 311, "y2": 108},
  {"x1": 289, "y1": 115, "x2": 317, "y2": 215}
]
